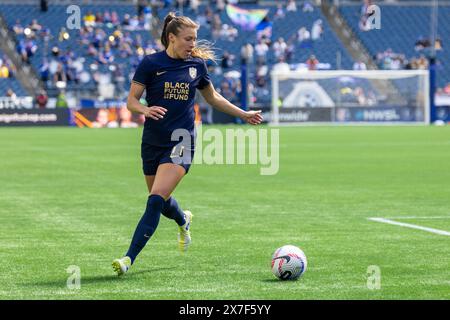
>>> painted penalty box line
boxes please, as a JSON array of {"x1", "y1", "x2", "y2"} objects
[{"x1": 368, "y1": 217, "x2": 450, "y2": 237}]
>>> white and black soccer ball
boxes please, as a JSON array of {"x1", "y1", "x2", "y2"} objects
[{"x1": 271, "y1": 245, "x2": 307, "y2": 280}]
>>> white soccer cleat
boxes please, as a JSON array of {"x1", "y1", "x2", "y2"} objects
[
  {"x1": 112, "y1": 256, "x2": 131, "y2": 276},
  {"x1": 178, "y1": 210, "x2": 193, "y2": 253}
]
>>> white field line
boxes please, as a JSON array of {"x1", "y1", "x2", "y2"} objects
[
  {"x1": 380, "y1": 216, "x2": 450, "y2": 220},
  {"x1": 368, "y1": 217, "x2": 450, "y2": 237}
]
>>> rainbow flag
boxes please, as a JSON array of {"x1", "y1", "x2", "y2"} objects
[{"x1": 225, "y1": 4, "x2": 269, "y2": 31}]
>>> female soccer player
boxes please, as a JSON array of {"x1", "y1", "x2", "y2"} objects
[{"x1": 112, "y1": 12, "x2": 263, "y2": 275}]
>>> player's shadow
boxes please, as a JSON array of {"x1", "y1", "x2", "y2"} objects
[
  {"x1": 260, "y1": 279, "x2": 282, "y2": 283},
  {"x1": 23, "y1": 267, "x2": 176, "y2": 288}
]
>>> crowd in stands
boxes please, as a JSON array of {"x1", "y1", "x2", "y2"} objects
[
  {"x1": 0, "y1": 55, "x2": 15, "y2": 79},
  {"x1": 12, "y1": 14, "x2": 160, "y2": 91},
  {"x1": 6, "y1": 0, "x2": 329, "y2": 106},
  {"x1": 6, "y1": 0, "x2": 448, "y2": 109},
  {"x1": 0, "y1": 54, "x2": 18, "y2": 98}
]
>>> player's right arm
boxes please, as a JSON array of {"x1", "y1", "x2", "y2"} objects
[{"x1": 127, "y1": 82, "x2": 167, "y2": 121}]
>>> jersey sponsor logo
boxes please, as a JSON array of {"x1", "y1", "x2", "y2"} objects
[
  {"x1": 164, "y1": 82, "x2": 190, "y2": 100},
  {"x1": 189, "y1": 67, "x2": 197, "y2": 79},
  {"x1": 156, "y1": 71, "x2": 167, "y2": 76}
]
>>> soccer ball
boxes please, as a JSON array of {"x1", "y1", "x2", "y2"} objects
[{"x1": 271, "y1": 245, "x2": 307, "y2": 280}]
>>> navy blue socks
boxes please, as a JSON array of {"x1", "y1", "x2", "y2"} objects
[
  {"x1": 126, "y1": 194, "x2": 165, "y2": 264},
  {"x1": 161, "y1": 197, "x2": 186, "y2": 226}
]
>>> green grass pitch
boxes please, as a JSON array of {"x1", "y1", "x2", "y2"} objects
[{"x1": 0, "y1": 125, "x2": 449, "y2": 299}]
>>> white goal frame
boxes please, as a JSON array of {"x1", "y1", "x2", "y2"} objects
[{"x1": 270, "y1": 70, "x2": 430, "y2": 125}]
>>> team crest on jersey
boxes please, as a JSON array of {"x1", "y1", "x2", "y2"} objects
[{"x1": 189, "y1": 67, "x2": 197, "y2": 79}]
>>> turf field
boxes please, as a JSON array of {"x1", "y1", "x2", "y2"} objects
[{"x1": 0, "y1": 125, "x2": 449, "y2": 299}]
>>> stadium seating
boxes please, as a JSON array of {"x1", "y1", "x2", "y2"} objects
[
  {"x1": 0, "y1": 4, "x2": 157, "y2": 95},
  {"x1": 0, "y1": 2, "x2": 354, "y2": 105},
  {"x1": 0, "y1": 49, "x2": 27, "y2": 97},
  {"x1": 339, "y1": 3, "x2": 450, "y2": 88}
]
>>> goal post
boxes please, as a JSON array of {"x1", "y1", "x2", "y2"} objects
[{"x1": 270, "y1": 70, "x2": 430, "y2": 125}]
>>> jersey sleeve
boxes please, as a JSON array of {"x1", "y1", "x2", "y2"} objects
[
  {"x1": 132, "y1": 56, "x2": 154, "y2": 86},
  {"x1": 197, "y1": 60, "x2": 211, "y2": 90}
]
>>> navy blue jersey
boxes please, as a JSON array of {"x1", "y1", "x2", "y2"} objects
[{"x1": 132, "y1": 50, "x2": 211, "y2": 147}]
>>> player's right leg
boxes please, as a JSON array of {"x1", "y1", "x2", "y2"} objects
[{"x1": 112, "y1": 256, "x2": 131, "y2": 276}]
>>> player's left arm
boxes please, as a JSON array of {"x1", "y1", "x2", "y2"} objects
[{"x1": 199, "y1": 83, "x2": 263, "y2": 125}]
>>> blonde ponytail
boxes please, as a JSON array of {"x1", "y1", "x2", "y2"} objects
[{"x1": 160, "y1": 12, "x2": 217, "y2": 62}]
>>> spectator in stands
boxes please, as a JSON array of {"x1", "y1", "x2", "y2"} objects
[
  {"x1": 93, "y1": 28, "x2": 106, "y2": 48},
  {"x1": 95, "y1": 12, "x2": 104, "y2": 26},
  {"x1": 19, "y1": 38, "x2": 38, "y2": 62},
  {"x1": 190, "y1": 0, "x2": 200, "y2": 14},
  {"x1": 118, "y1": 40, "x2": 133, "y2": 58},
  {"x1": 311, "y1": 19, "x2": 323, "y2": 41},
  {"x1": 205, "y1": 5, "x2": 214, "y2": 24},
  {"x1": 444, "y1": 83, "x2": 450, "y2": 94},
  {"x1": 122, "y1": 13, "x2": 131, "y2": 28},
  {"x1": 303, "y1": 1, "x2": 314, "y2": 12},
  {"x1": 36, "y1": 90, "x2": 48, "y2": 109},
  {"x1": 84, "y1": 11, "x2": 96, "y2": 27},
  {"x1": 0, "y1": 59, "x2": 10, "y2": 78},
  {"x1": 256, "y1": 64, "x2": 269, "y2": 87},
  {"x1": 285, "y1": 38, "x2": 295, "y2": 63},
  {"x1": 415, "y1": 36, "x2": 430, "y2": 51},
  {"x1": 306, "y1": 55, "x2": 319, "y2": 70},
  {"x1": 39, "y1": 58, "x2": 49, "y2": 82},
  {"x1": 137, "y1": 0, "x2": 148, "y2": 16},
  {"x1": 221, "y1": 51, "x2": 235, "y2": 69},
  {"x1": 416, "y1": 55, "x2": 428, "y2": 70},
  {"x1": 297, "y1": 27, "x2": 310, "y2": 43},
  {"x1": 255, "y1": 39, "x2": 269, "y2": 65},
  {"x1": 273, "y1": 37, "x2": 287, "y2": 60},
  {"x1": 53, "y1": 62, "x2": 67, "y2": 85},
  {"x1": 128, "y1": 15, "x2": 140, "y2": 31},
  {"x1": 287, "y1": 0, "x2": 297, "y2": 12},
  {"x1": 195, "y1": 8, "x2": 207, "y2": 26},
  {"x1": 98, "y1": 44, "x2": 115, "y2": 65},
  {"x1": 435, "y1": 38, "x2": 443, "y2": 50},
  {"x1": 13, "y1": 19, "x2": 23, "y2": 35},
  {"x1": 273, "y1": 57, "x2": 290, "y2": 74},
  {"x1": 353, "y1": 60, "x2": 367, "y2": 70},
  {"x1": 29, "y1": 19, "x2": 42, "y2": 33},
  {"x1": 6, "y1": 88, "x2": 16, "y2": 100},
  {"x1": 275, "y1": 4, "x2": 285, "y2": 20},
  {"x1": 111, "y1": 11, "x2": 120, "y2": 25},
  {"x1": 87, "y1": 43, "x2": 98, "y2": 57},
  {"x1": 40, "y1": 26, "x2": 51, "y2": 42},
  {"x1": 219, "y1": 24, "x2": 238, "y2": 42},
  {"x1": 240, "y1": 43, "x2": 254, "y2": 65},
  {"x1": 415, "y1": 36, "x2": 443, "y2": 52},
  {"x1": 218, "y1": 80, "x2": 237, "y2": 102},
  {"x1": 216, "y1": 0, "x2": 225, "y2": 13},
  {"x1": 104, "y1": 11, "x2": 112, "y2": 24},
  {"x1": 211, "y1": 14, "x2": 222, "y2": 40},
  {"x1": 142, "y1": 5, "x2": 152, "y2": 30},
  {"x1": 56, "y1": 91, "x2": 68, "y2": 108}
]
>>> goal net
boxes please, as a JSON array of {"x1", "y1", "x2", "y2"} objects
[{"x1": 270, "y1": 70, "x2": 430, "y2": 124}]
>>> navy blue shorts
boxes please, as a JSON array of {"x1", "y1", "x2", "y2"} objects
[{"x1": 141, "y1": 143, "x2": 195, "y2": 176}]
